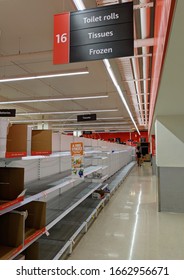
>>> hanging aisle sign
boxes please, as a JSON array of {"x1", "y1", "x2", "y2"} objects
[
  {"x1": 0, "y1": 109, "x2": 16, "y2": 117},
  {"x1": 53, "y1": 2, "x2": 133, "y2": 64},
  {"x1": 71, "y1": 142, "x2": 84, "y2": 179},
  {"x1": 77, "y1": 113, "x2": 96, "y2": 122}
]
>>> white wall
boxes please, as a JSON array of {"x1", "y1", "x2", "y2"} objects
[{"x1": 156, "y1": 115, "x2": 184, "y2": 167}]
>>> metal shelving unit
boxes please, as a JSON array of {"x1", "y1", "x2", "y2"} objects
[
  {"x1": 46, "y1": 181, "x2": 102, "y2": 230},
  {"x1": 10, "y1": 180, "x2": 102, "y2": 260},
  {"x1": 0, "y1": 140, "x2": 135, "y2": 260},
  {"x1": 0, "y1": 165, "x2": 104, "y2": 215},
  {"x1": 34, "y1": 161, "x2": 136, "y2": 260}
]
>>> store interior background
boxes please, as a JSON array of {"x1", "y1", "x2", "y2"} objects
[
  {"x1": 0, "y1": 0, "x2": 169, "y2": 136},
  {"x1": 0, "y1": 0, "x2": 180, "y2": 155},
  {"x1": 1, "y1": 0, "x2": 184, "y2": 260},
  {"x1": 0, "y1": 0, "x2": 183, "y2": 217}
]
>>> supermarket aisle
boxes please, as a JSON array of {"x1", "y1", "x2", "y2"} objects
[{"x1": 68, "y1": 163, "x2": 184, "y2": 260}]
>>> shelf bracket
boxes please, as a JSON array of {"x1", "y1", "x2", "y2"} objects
[{"x1": 69, "y1": 242, "x2": 73, "y2": 255}]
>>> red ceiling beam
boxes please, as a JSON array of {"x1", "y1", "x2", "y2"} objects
[{"x1": 148, "y1": 0, "x2": 177, "y2": 134}]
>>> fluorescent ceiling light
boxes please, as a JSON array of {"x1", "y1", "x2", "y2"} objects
[
  {"x1": 73, "y1": 0, "x2": 85, "y2": 10},
  {"x1": 11, "y1": 117, "x2": 125, "y2": 124},
  {"x1": 0, "y1": 69, "x2": 89, "y2": 83},
  {"x1": 0, "y1": 94, "x2": 108, "y2": 105},
  {"x1": 98, "y1": 117, "x2": 124, "y2": 120},
  {"x1": 56, "y1": 126, "x2": 131, "y2": 130},
  {"x1": 11, "y1": 119, "x2": 77, "y2": 123},
  {"x1": 52, "y1": 122, "x2": 128, "y2": 127},
  {"x1": 103, "y1": 59, "x2": 140, "y2": 135},
  {"x1": 16, "y1": 109, "x2": 118, "y2": 116}
]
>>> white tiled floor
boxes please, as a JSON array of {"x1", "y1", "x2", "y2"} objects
[{"x1": 68, "y1": 163, "x2": 184, "y2": 260}]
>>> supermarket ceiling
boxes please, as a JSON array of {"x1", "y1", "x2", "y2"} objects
[{"x1": 0, "y1": 0, "x2": 175, "y2": 134}]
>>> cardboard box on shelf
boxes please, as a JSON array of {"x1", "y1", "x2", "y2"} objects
[
  {"x1": 15, "y1": 242, "x2": 40, "y2": 260},
  {"x1": 0, "y1": 212, "x2": 25, "y2": 260},
  {"x1": 31, "y1": 130, "x2": 52, "y2": 156},
  {"x1": 24, "y1": 242, "x2": 39, "y2": 260},
  {"x1": 17, "y1": 201, "x2": 46, "y2": 245},
  {"x1": 0, "y1": 167, "x2": 25, "y2": 211},
  {"x1": 6, "y1": 124, "x2": 28, "y2": 158}
]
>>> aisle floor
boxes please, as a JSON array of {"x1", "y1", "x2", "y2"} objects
[{"x1": 68, "y1": 163, "x2": 184, "y2": 260}]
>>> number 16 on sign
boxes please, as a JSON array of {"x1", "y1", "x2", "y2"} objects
[
  {"x1": 53, "y1": 13, "x2": 70, "y2": 64},
  {"x1": 55, "y1": 33, "x2": 68, "y2": 44}
]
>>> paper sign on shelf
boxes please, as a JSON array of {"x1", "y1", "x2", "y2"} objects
[{"x1": 71, "y1": 142, "x2": 84, "y2": 179}]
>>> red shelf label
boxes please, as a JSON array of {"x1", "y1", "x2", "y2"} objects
[
  {"x1": 31, "y1": 151, "x2": 52, "y2": 156},
  {"x1": 24, "y1": 228, "x2": 46, "y2": 246},
  {"x1": 0, "y1": 196, "x2": 24, "y2": 211},
  {"x1": 8, "y1": 245, "x2": 23, "y2": 260},
  {"x1": 5, "y1": 152, "x2": 27, "y2": 158}
]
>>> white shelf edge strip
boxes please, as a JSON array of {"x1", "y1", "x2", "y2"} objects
[{"x1": 53, "y1": 240, "x2": 71, "y2": 260}]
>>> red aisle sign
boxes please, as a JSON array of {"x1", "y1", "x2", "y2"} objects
[{"x1": 53, "y1": 13, "x2": 70, "y2": 64}]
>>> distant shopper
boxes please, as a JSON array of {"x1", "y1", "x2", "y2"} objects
[{"x1": 136, "y1": 146, "x2": 142, "y2": 166}]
